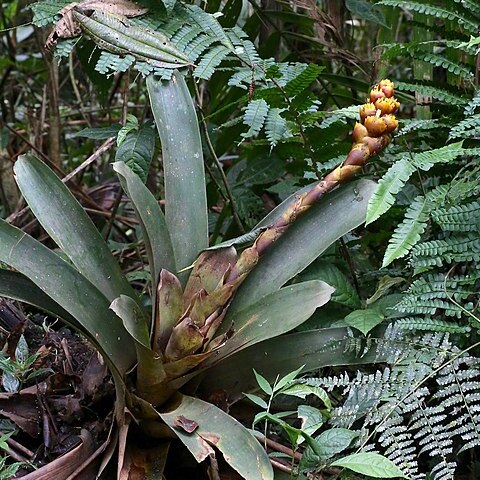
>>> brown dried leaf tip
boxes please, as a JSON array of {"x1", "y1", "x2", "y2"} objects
[
  {"x1": 174, "y1": 415, "x2": 199, "y2": 433},
  {"x1": 45, "y1": 0, "x2": 148, "y2": 50}
]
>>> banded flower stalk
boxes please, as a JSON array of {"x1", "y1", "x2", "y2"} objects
[
  {"x1": 226, "y1": 79, "x2": 400, "y2": 284},
  {"x1": 158, "y1": 80, "x2": 400, "y2": 368}
]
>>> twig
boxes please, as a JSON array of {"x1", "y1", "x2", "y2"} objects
[
  {"x1": 339, "y1": 237, "x2": 360, "y2": 297},
  {"x1": 256, "y1": 433, "x2": 302, "y2": 461},
  {"x1": 269, "y1": 458, "x2": 292, "y2": 474},
  {"x1": 68, "y1": 51, "x2": 90, "y2": 127},
  {"x1": 62, "y1": 138, "x2": 115, "y2": 183},
  {"x1": 104, "y1": 72, "x2": 130, "y2": 240},
  {"x1": 192, "y1": 80, "x2": 245, "y2": 233}
]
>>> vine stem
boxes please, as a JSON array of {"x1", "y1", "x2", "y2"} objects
[{"x1": 192, "y1": 79, "x2": 245, "y2": 233}]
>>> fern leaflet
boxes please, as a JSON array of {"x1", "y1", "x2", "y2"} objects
[
  {"x1": 382, "y1": 195, "x2": 431, "y2": 267},
  {"x1": 241, "y1": 99, "x2": 270, "y2": 138},
  {"x1": 366, "y1": 158, "x2": 416, "y2": 225}
]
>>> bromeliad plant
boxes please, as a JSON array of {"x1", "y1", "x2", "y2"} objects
[{"x1": 0, "y1": 11, "x2": 400, "y2": 479}]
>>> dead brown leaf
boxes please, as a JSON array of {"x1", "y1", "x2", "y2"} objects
[{"x1": 45, "y1": 0, "x2": 148, "y2": 50}]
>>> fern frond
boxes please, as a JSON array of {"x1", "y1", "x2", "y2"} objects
[
  {"x1": 382, "y1": 195, "x2": 432, "y2": 267},
  {"x1": 194, "y1": 45, "x2": 230, "y2": 80},
  {"x1": 395, "y1": 81, "x2": 468, "y2": 105},
  {"x1": 183, "y1": 34, "x2": 216, "y2": 62},
  {"x1": 378, "y1": 1, "x2": 478, "y2": 33},
  {"x1": 464, "y1": 89, "x2": 480, "y2": 116},
  {"x1": 409, "y1": 142, "x2": 464, "y2": 170},
  {"x1": 413, "y1": 51, "x2": 473, "y2": 79},
  {"x1": 397, "y1": 119, "x2": 439, "y2": 136},
  {"x1": 265, "y1": 108, "x2": 288, "y2": 146},
  {"x1": 395, "y1": 317, "x2": 471, "y2": 334},
  {"x1": 241, "y1": 99, "x2": 270, "y2": 138},
  {"x1": 432, "y1": 201, "x2": 480, "y2": 232},
  {"x1": 186, "y1": 5, "x2": 234, "y2": 51},
  {"x1": 449, "y1": 114, "x2": 480, "y2": 140},
  {"x1": 228, "y1": 27, "x2": 260, "y2": 65},
  {"x1": 95, "y1": 52, "x2": 135, "y2": 75},
  {"x1": 366, "y1": 158, "x2": 416, "y2": 225},
  {"x1": 319, "y1": 105, "x2": 360, "y2": 129},
  {"x1": 31, "y1": 0, "x2": 71, "y2": 27},
  {"x1": 395, "y1": 297, "x2": 468, "y2": 318},
  {"x1": 170, "y1": 23, "x2": 204, "y2": 50},
  {"x1": 283, "y1": 64, "x2": 323, "y2": 98},
  {"x1": 410, "y1": 234, "x2": 480, "y2": 268},
  {"x1": 453, "y1": 0, "x2": 480, "y2": 17}
]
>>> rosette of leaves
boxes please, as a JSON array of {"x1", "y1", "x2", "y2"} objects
[{"x1": 0, "y1": 73, "x2": 384, "y2": 478}]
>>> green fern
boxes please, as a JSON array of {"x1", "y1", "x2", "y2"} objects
[
  {"x1": 241, "y1": 99, "x2": 270, "y2": 139},
  {"x1": 453, "y1": 0, "x2": 480, "y2": 17},
  {"x1": 378, "y1": 1, "x2": 479, "y2": 33},
  {"x1": 397, "y1": 119, "x2": 439, "y2": 136},
  {"x1": 265, "y1": 108, "x2": 288, "y2": 147},
  {"x1": 413, "y1": 51, "x2": 473, "y2": 79},
  {"x1": 283, "y1": 64, "x2": 323, "y2": 98},
  {"x1": 307, "y1": 328, "x2": 480, "y2": 480},
  {"x1": 410, "y1": 235, "x2": 480, "y2": 269},
  {"x1": 382, "y1": 195, "x2": 431, "y2": 267},
  {"x1": 449, "y1": 114, "x2": 480, "y2": 140},
  {"x1": 464, "y1": 89, "x2": 480, "y2": 116},
  {"x1": 394, "y1": 81, "x2": 469, "y2": 105},
  {"x1": 395, "y1": 317, "x2": 471, "y2": 334},
  {"x1": 186, "y1": 5, "x2": 234, "y2": 51},
  {"x1": 194, "y1": 45, "x2": 230, "y2": 80},
  {"x1": 432, "y1": 201, "x2": 480, "y2": 232},
  {"x1": 410, "y1": 141, "x2": 464, "y2": 170},
  {"x1": 366, "y1": 158, "x2": 416, "y2": 225},
  {"x1": 31, "y1": 0, "x2": 71, "y2": 27}
]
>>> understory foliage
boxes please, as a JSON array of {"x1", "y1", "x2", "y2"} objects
[
  {"x1": 301, "y1": 325, "x2": 480, "y2": 480},
  {"x1": 2, "y1": 0, "x2": 480, "y2": 478}
]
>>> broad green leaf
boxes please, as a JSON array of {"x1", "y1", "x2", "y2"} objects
[
  {"x1": 244, "y1": 393, "x2": 268, "y2": 409},
  {"x1": 115, "y1": 122, "x2": 155, "y2": 183},
  {"x1": 274, "y1": 365, "x2": 304, "y2": 392},
  {"x1": 73, "y1": 125, "x2": 121, "y2": 139},
  {"x1": 14, "y1": 154, "x2": 136, "y2": 303},
  {"x1": 253, "y1": 369, "x2": 273, "y2": 395},
  {"x1": 300, "y1": 428, "x2": 358, "y2": 469},
  {"x1": 280, "y1": 384, "x2": 331, "y2": 409},
  {"x1": 367, "y1": 276, "x2": 405, "y2": 305},
  {"x1": 229, "y1": 179, "x2": 377, "y2": 314},
  {"x1": 110, "y1": 295, "x2": 166, "y2": 403},
  {"x1": 207, "y1": 281, "x2": 334, "y2": 366},
  {"x1": 253, "y1": 412, "x2": 302, "y2": 446},
  {"x1": 331, "y1": 452, "x2": 407, "y2": 478},
  {"x1": 0, "y1": 220, "x2": 136, "y2": 374},
  {"x1": 110, "y1": 295, "x2": 150, "y2": 349},
  {"x1": 147, "y1": 72, "x2": 208, "y2": 280},
  {"x1": 344, "y1": 309, "x2": 385, "y2": 335},
  {"x1": 116, "y1": 115, "x2": 139, "y2": 147},
  {"x1": 297, "y1": 405, "x2": 323, "y2": 439},
  {"x1": 345, "y1": 0, "x2": 389, "y2": 27},
  {"x1": 159, "y1": 394, "x2": 273, "y2": 480},
  {"x1": 300, "y1": 260, "x2": 360, "y2": 309},
  {"x1": 197, "y1": 327, "x2": 386, "y2": 400},
  {"x1": 0, "y1": 270, "x2": 76, "y2": 327},
  {"x1": 114, "y1": 161, "x2": 175, "y2": 286}
]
